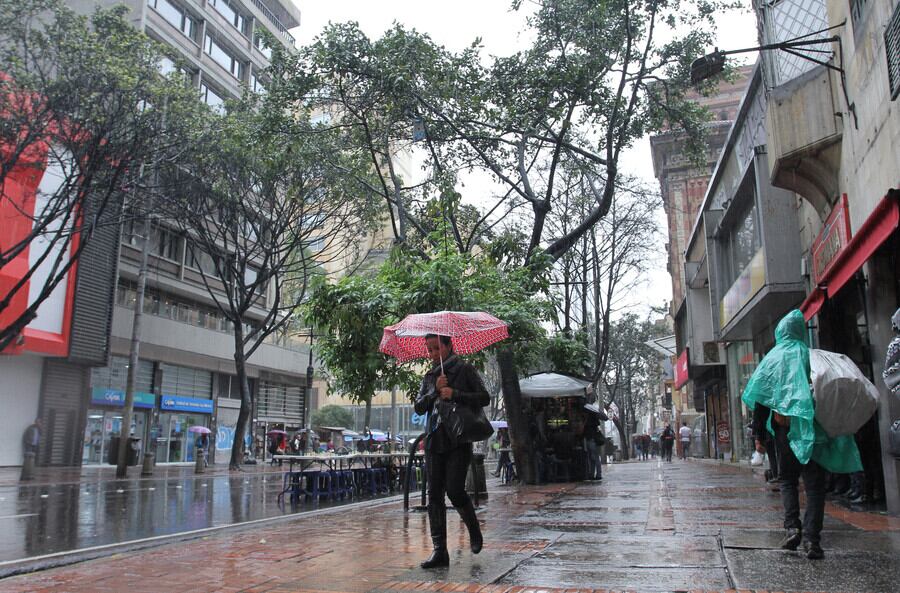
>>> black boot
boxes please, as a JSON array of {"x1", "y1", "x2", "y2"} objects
[
  {"x1": 456, "y1": 500, "x2": 483, "y2": 554},
  {"x1": 421, "y1": 503, "x2": 449, "y2": 569}
]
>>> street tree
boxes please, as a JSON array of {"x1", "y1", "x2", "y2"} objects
[
  {"x1": 291, "y1": 0, "x2": 726, "y2": 481},
  {"x1": 602, "y1": 312, "x2": 668, "y2": 458},
  {"x1": 0, "y1": 0, "x2": 195, "y2": 352},
  {"x1": 305, "y1": 245, "x2": 551, "y2": 432},
  {"x1": 160, "y1": 91, "x2": 379, "y2": 470},
  {"x1": 310, "y1": 404, "x2": 354, "y2": 430}
]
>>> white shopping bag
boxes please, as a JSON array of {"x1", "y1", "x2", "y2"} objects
[{"x1": 809, "y1": 349, "x2": 879, "y2": 438}]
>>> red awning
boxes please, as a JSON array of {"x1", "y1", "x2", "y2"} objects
[{"x1": 801, "y1": 189, "x2": 900, "y2": 321}]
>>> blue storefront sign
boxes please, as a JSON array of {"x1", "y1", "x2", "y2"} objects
[
  {"x1": 160, "y1": 394, "x2": 214, "y2": 414},
  {"x1": 91, "y1": 388, "x2": 156, "y2": 409}
]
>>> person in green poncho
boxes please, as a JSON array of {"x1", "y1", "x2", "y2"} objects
[{"x1": 741, "y1": 310, "x2": 862, "y2": 560}]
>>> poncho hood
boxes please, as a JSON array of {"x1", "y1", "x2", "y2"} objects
[{"x1": 741, "y1": 309, "x2": 861, "y2": 473}]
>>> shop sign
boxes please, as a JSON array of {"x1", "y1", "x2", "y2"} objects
[
  {"x1": 811, "y1": 194, "x2": 852, "y2": 283},
  {"x1": 716, "y1": 421, "x2": 731, "y2": 444},
  {"x1": 90, "y1": 388, "x2": 155, "y2": 409},
  {"x1": 674, "y1": 349, "x2": 689, "y2": 389},
  {"x1": 720, "y1": 249, "x2": 766, "y2": 327},
  {"x1": 161, "y1": 394, "x2": 214, "y2": 414}
]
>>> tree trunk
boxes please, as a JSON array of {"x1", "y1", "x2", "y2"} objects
[
  {"x1": 364, "y1": 396, "x2": 372, "y2": 432},
  {"x1": 117, "y1": 211, "x2": 151, "y2": 479},
  {"x1": 498, "y1": 347, "x2": 537, "y2": 484},
  {"x1": 612, "y1": 416, "x2": 628, "y2": 461},
  {"x1": 229, "y1": 331, "x2": 252, "y2": 470}
]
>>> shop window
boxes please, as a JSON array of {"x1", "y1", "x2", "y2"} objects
[
  {"x1": 160, "y1": 363, "x2": 212, "y2": 399},
  {"x1": 886, "y1": 0, "x2": 900, "y2": 100}
]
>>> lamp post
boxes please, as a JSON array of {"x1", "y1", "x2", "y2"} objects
[
  {"x1": 304, "y1": 336, "x2": 315, "y2": 453},
  {"x1": 689, "y1": 21, "x2": 856, "y2": 127}
]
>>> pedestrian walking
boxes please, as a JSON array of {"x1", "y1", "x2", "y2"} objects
[
  {"x1": 661, "y1": 424, "x2": 675, "y2": 462},
  {"x1": 679, "y1": 422, "x2": 692, "y2": 460},
  {"x1": 493, "y1": 428, "x2": 511, "y2": 477},
  {"x1": 23, "y1": 418, "x2": 42, "y2": 456},
  {"x1": 413, "y1": 334, "x2": 489, "y2": 569},
  {"x1": 742, "y1": 310, "x2": 862, "y2": 560}
]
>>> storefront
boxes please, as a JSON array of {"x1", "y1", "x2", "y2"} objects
[
  {"x1": 799, "y1": 189, "x2": 900, "y2": 509},
  {"x1": 83, "y1": 388, "x2": 155, "y2": 465},
  {"x1": 155, "y1": 395, "x2": 214, "y2": 463}
]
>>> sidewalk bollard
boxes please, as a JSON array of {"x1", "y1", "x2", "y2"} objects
[
  {"x1": 194, "y1": 448, "x2": 204, "y2": 474},
  {"x1": 20, "y1": 452, "x2": 35, "y2": 481},
  {"x1": 141, "y1": 451, "x2": 155, "y2": 477}
]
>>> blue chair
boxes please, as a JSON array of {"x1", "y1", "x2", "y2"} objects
[{"x1": 302, "y1": 470, "x2": 331, "y2": 503}]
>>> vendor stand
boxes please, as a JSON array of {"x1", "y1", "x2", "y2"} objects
[{"x1": 519, "y1": 372, "x2": 596, "y2": 483}]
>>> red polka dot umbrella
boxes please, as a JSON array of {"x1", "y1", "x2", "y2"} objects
[{"x1": 380, "y1": 311, "x2": 509, "y2": 363}]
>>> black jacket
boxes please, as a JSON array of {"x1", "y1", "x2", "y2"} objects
[{"x1": 414, "y1": 355, "x2": 490, "y2": 452}]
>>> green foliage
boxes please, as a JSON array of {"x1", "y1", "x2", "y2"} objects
[
  {"x1": 310, "y1": 404, "x2": 354, "y2": 429},
  {"x1": 305, "y1": 248, "x2": 553, "y2": 405},
  {"x1": 546, "y1": 330, "x2": 592, "y2": 377}
]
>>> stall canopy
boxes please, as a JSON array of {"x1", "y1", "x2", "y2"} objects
[{"x1": 519, "y1": 372, "x2": 593, "y2": 398}]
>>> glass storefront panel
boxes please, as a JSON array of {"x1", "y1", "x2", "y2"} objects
[
  {"x1": 82, "y1": 409, "x2": 147, "y2": 465},
  {"x1": 726, "y1": 342, "x2": 759, "y2": 461},
  {"x1": 155, "y1": 413, "x2": 208, "y2": 462}
]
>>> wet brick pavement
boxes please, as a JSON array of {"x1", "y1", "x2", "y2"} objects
[{"x1": 2, "y1": 459, "x2": 898, "y2": 593}]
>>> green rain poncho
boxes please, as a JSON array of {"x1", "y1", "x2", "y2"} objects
[{"x1": 741, "y1": 309, "x2": 862, "y2": 474}]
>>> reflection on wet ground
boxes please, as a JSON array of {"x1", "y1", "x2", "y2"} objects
[{"x1": 0, "y1": 471, "x2": 395, "y2": 562}]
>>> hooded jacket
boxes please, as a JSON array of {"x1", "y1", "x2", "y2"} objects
[{"x1": 741, "y1": 310, "x2": 861, "y2": 474}]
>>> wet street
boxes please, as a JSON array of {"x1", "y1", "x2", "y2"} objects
[
  {"x1": 3, "y1": 459, "x2": 900, "y2": 593},
  {"x1": 0, "y1": 464, "x2": 397, "y2": 568}
]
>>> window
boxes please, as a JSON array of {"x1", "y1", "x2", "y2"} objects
[
  {"x1": 151, "y1": 225, "x2": 182, "y2": 261},
  {"x1": 186, "y1": 244, "x2": 220, "y2": 277},
  {"x1": 92, "y1": 356, "x2": 155, "y2": 393},
  {"x1": 250, "y1": 71, "x2": 266, "y2": 95},
  {"x1": 147, "y1": 0, "x2": 197, "y2": 41},
  {"x1": 210, "y1": 0, "x2": 248, "y2": 35},
  {"x1": 216, "y1": 374, "x2": 243, "y2": 400},
  {"x1": 158, "y1": 56, "x2": 177, "y2": 75},
  {"x1": 200, "y1": 82, "x2": 226, "y2": 113},
  {"x1": 160, "y1": 363, "x2": 212, "y2": 398},
  {"x1": 886, "y1": 0, "x2": 900, "y2": 100},
  {"x1": 254, "y1": 32, "x2": 273, "y2": 60},
  {"x1": 305, "y1": 236, "x2": 326, "y2": 253},
  {"x1": 204, "y1": 34, "x2": 245, "y2": 80},
  {"x1": 721, "y1": 194, "x2": 761, "y2": 290}
]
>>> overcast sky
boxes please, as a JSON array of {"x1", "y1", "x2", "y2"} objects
[{"x1": 288, "y1": 0, "x2": 759, "y2": 317}]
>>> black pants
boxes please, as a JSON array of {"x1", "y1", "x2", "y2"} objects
[
  {"x1": 663, "y1": 442, "x2": 673, "y2": 462},
  {"x1": 427, "y1": 445, "x2": 473, "y2": 510},
  {"x1": 775, "y1": 425, "x2": 826, "y2": 545}
]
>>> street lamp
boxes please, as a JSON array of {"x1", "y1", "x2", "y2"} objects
[{"x1": 689, "y1": 22, "x2": 856, "y2": 127}]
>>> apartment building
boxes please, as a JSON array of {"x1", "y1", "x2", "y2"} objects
[{"x1": 28, "y1": 0, "x2": 311, "y2": 467}]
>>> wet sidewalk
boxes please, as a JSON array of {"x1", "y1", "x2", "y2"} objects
[{"x1": 4, "y1": 459, "x2": 899, "y2": 593}]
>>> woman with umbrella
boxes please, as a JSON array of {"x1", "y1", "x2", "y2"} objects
[
  {"x1": 413, "y1": 333, "x2": 490, "y2": 568},
  {"x1": 382, "y1": 311, "x2": 506, "y2": 568}
]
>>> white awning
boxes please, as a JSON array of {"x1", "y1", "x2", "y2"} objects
[{"x1": 519, "y1": 372, "x2": 593, "y2": 398}]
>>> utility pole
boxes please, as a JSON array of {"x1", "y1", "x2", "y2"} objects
[
  {"x1": 117, "y1": 102, "x2": 166, "y2": 479},
  {"x1": 390, "y1": 384, "x2": 398, "y2": 452},
  {"x1": 117, "y1": 178, "x2": 151, "y2": 478}
]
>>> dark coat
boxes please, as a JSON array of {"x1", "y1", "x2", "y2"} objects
[{"x1": 414, "y1": 355, "x2": 490, "y2": 453}]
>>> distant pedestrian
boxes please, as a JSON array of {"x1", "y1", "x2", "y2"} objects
[
  {"x1": 22, "y1": 418, "x2": 42, "y2": 456},
  {"x1": 493, "y1": 428, "x2": 511, "y2": 477},
  {"x1": 661, "y1": 424, "x2": 675, "y2": 462},
  {"x1": 742, "y1": 310, "x2": 862, "y2": 560},
  {"x1": 414, "y1": 334, "x2": 488, "y2": 569},
  {"x1": 679, "y1": 423, "x2": 692, "y2": 459}
]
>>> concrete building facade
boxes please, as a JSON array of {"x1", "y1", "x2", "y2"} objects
[{"x1": 29, "y1": 0, "x2": 310, "y2": 465}]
